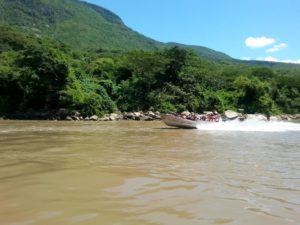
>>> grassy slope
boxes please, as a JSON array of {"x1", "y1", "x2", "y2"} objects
[{"x1": 0, "y1": 0, "x2": 163, "y2": 51}]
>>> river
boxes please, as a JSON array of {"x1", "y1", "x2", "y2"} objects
[{"x1": 0, "y1": 120, "x2": 300, "y2": 225}]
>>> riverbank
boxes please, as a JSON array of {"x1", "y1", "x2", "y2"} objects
[{"x1": 1, "y1": 109, "x2": 300, "y2": 122}]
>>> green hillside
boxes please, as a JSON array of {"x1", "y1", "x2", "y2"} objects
[
  {"x1": 167, "y1": 42, "x2": 234, "y2": 63},
  {"x1": 1, "y1": 25, "x2": 300, "y2": 116},
  {"x1": 0, "y1": 1, "x2": 299, "y2": 117},
  {"x1": 1, "y1": 0, "x2": 299, "y2": 70},
  {"x1": 167, "y1": 43, "x2": 300, "y2": 70},
  {"x1": 0, "y1": 0, "x2": 163, "y2": 51}
]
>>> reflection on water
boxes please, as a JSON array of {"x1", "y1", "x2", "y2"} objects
[{"x1": 0, "y1": 120, "x2": 300, "y2": 225}]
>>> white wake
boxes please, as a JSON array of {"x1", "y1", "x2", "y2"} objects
[{"x1": 196, "y1": 119, "x2": 300, "y2": 132}]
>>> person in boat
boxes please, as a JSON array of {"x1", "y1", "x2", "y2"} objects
[{"x1": 186, "y1": 114, "x2": 196, "y2": 121}]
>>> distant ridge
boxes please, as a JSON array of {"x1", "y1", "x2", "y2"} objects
[
  {"x1": 0, "y1": 0, "x2": 299, "y2": 69},
  {"x1": 167, "y1": 42, "x2": 234, "y2": 62},
  {"x1": 167, "y1": 42, "x2": 300, "y2": 68}
]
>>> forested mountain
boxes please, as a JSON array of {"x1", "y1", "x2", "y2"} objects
[
  {"x1": 167, "y1": 42, "x2": 235, "y2": 63},
  {"x1": 0, "y1": 0, "x2": 299, "y2": 117},
  {"x1": 0, "y1": 0, "x2": 163, "y2": 51},
  {"x1": 167, "y1": 43, "x2": 300, "y2": 71},
  {"x1": 1, "y1": 0, "x2": 300, "y2": 70}
]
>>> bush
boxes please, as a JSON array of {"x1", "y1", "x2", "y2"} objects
[{"x1": 61, "y1": 75, "x2": 116, "y2": 116}]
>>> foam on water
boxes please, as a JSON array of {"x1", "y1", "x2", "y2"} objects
[{"x1": 196, "y1": 119, "x2": 300, "y2": 132}]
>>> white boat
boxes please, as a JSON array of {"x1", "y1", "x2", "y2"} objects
[{"x1": 160, "y1": 113, "x2": 219, "y2": 129}]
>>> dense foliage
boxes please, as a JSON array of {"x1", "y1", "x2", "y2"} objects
[{"x1": 1, "y1": 26, "x2": 300, "y2": 116}]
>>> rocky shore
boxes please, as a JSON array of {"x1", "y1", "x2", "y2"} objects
[
  {"x1": 0, "y1": 110, "x2": 161, "y2": 121},
  {"x1": 1, "y1": 109, "x2": 300, "y2": 122},
  {"x1": 222, "y1": 110, "x2": 300, "y2": 122}
]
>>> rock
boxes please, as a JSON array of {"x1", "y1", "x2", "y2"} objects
[
  {"x1": 269, "y1": 116, "x2": 280, "y2": 121},
  {"x1": 238, "y1": 114, "x2": 247, "y2": 121},
  {"x1": 66, "y1": 116, "x2": 73, "y2": 121},
  {"x1": 72, "y1": 116, "x2": 80, "y2": 121},
  {"x1": 139, "y1": 115, "x2": 152, "y2": 121},
  {"x1": 90, "y1": 115, "x2": 98, "y2": 121},
  {"x1": 123, "y1": 112, "x2": 134, "y2": 120},
  {"x1": 109, "y1": 113, "x2": 119, "y2": 121},
  {"x1": 154, "y1": 114, "x2": 161, "y2": 120},
  {"x1": 153, "y1": 112, "x2": 161, "y2": 120},
  {"x1": 247, "y1": 114, "x2": 268, "y2": 121},
  {"x1": 181, "y1": 111, "x2": 191, "y2": 116},
  {"x1": 143, "y1": 116, "x2": 153, "y2": 121},
  {"x1": 288, "y1": 114, "x2": 300, "y2": 120},
  {"x1": 118, "y1": 114, "x2": 124, "y2": 120},
  {"x1": 100, "y1": 116, "x2": 110, "y2": 121},
  {"x1": 134, "y1": 116, "x2": 141, "y2": 121},
  {"x1": 280, "y1": 115, "x2": 290, "y2": 121},
  {"x1": 84, "y1": 117, "x2": 90, "y2": 121},
  {"x1": 71, "y1": 110, "x2": 81, "y2": 117},
  {"x1": 204, "y1": 111, "x2": 213, "y2": 115},
  {"x1": 132, "y1": 112, "x2": 144, "y2": 120},
  {"x1": 224, "y1": 110, "x2": 239, "y2": 120},
  {"x1": 133, "y1": 112, "x2": 141, "y2": 117},
  {"x1": 145, "y1": 111, "x2": 156, "y2": 118}
]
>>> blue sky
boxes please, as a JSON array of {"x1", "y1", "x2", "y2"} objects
[{"x1": 85, "y1": 0, "x2": 300, "y2": 63}]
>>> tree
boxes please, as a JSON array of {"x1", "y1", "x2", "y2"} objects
[
  {"x1": 234, "y1": 76, "x2": 278, "y2": 115},
  {"x1": 163, "y1": 47, "x2": 189, "y2": 83},
  {"x1": 17, "y1": 45, "x2": 69, "y2": 109}
]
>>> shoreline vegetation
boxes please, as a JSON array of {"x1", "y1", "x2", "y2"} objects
[
  {"x1": 1, "y1": 26, "x2": 300, "y2": 120},
  {"x1": 1, "y1": 110, "x2": 300, "y2": 122}
]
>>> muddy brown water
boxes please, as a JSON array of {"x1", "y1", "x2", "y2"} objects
[{"x1": 0, "y1": 120, "x2": 300, "y2": 225}]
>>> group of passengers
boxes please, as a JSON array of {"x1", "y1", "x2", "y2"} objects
[{"x1": 173, "y1": 112, "x2": 220, "y2": 122}]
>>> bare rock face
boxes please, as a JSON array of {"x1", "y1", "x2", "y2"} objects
[
  {"x1": 123, "y1": 112, "x2": 134, "y2": 120},
  {"x1": 133, "y1": 112, "x2": 142, "y2": 117},
  {"x1": 90, "y1": 115, "x2": 98, "y2": 121},
  {"x1": 224, "y1": 110, "x2": 239, "y2": 120},
  {"x1": 246, "y1": 114, "x2": 268, "y2": 121},
  {"x1": 278, "y1": 114, "x2": 300, "y2": 121},
  {"x1": 145, "y1": 111, "x2": 156, "y2": 118},
  {"x1": 269, "y1": 116, "x2": 281, "y2": 121},
  {"x1": 66, "y1": 116, "x2": 73, "y2": 121},
  {"x1": 109, "y1": 113, "x2": 119, "y2": 121}
]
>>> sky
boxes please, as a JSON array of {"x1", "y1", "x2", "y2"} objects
[{"x1": 85, "y1": 0, "x2": 300, "y2": 63}]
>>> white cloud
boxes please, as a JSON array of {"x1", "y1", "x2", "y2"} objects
[
  {"x1": 256, "y1": 56, "x2": 278, "y2": 62},
  {"x1": 264, "y1": 56, "x2": 278, "y2": 62},
  {"x1": 281, "y1": 59, "x2": 300, "y2": 64},
  {"x1": 245, "y1": 37, "x2": 275, "y2": 48},
  {"x1": 255, "y1": 56, "x2": 300, "y2": 64},
  {"x1": 266, "y1": 43, "x2": 288, "y2": 53}
]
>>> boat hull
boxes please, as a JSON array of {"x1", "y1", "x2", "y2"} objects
[
  {"x1": 161, "y1": 113, "x2": 220, "y2": 129},
  {"x1": 160, "y1": 114, "x2": 201, "y2": 129}
]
